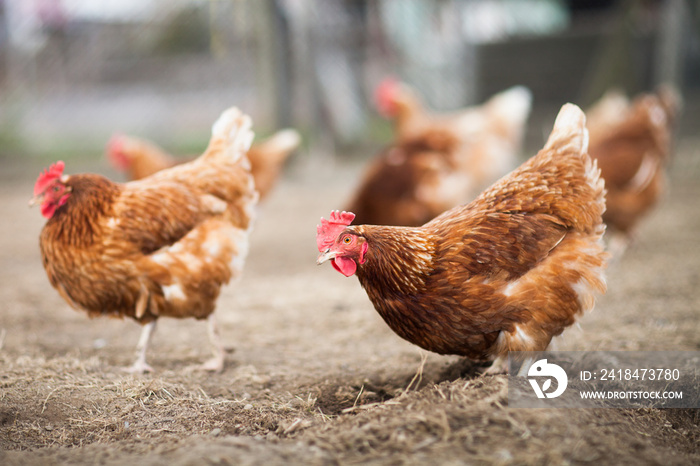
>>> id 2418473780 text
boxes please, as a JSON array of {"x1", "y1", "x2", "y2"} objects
[{"x1": 580, "y1": 368, "x2": 681, "y2": 381}]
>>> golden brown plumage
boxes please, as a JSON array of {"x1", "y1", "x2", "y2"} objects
[
  {"x1": 586, "y1": 86, "x2": 680, "y2": 256},
  {"x1": 345, "y1": 130, "x2": 465, "y2": 226},
  {"x1": 353, "y1": 82, "x2": 532, "y2": 226},
  {"x1": 108, "y1": 129, "x2": 300, "y2": 202},
  {"x1": 34, "y1": 107, "x2": 258, "y2": 372},
  {"x1": 318, "y1": 104, "x2": 608, "y2": 370}
]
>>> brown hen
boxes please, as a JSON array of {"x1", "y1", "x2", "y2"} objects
[
  {"x1": 587, "y1": 86, "x2": 680, "y2": 257},
  {"x1": 318, "y1": 104, "x2": 608, "y2": 372},
  {"x1": 33, "y1": 107, "x2": 258, "y2": 373}
]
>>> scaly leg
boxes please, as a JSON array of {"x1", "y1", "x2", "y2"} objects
[
  {"x1": 482, "y1": 355, "x2": 535, "y2": 377},
  {"x1": 482, "y1": 355, "x2": 508, "y2": 375},
  {"x1": 123, "y1": 321, "x2": 157, "y2": 373},
  {"x1": 516, "y1": 356, "x2": 535, "y2": 377},
  {"x1": 198, "y1": 313, "x2": 226, "y2": 372}
]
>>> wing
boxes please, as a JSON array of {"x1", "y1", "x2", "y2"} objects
[
  {"x1": 108, "y1": 180, "x2": 225, "y2": 256},
  {"x1": 93, "y1": 178, "x2": 248, "y2": 321},
  {"x1": 430, "y1": 210, "x2": 567, "y2": 281}
]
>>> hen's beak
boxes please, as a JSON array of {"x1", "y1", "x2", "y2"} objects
[
  {"x1": 317, "y1": 248, "x2": 336, "y2": 265},
  {"x1": 28, "y1": 195, "x2": 43, "y2": 207}
]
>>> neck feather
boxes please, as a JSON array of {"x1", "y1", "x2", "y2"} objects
[
  {"x1": 355, "y1": 225, "x2": 434, "y2": 295},
  {"x1": 44, "y1": 175, "x2": 120, "y2": 247}
]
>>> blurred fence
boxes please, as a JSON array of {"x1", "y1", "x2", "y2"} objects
[{"x1": 0, "y1": 0, "x2": 697, "y2": 159}]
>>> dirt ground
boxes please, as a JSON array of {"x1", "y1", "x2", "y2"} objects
[{"x1": 1, "y1": 137, "x2": 699, "y2": 465}]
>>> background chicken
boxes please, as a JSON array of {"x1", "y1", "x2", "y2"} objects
[
  {"x1": 584, "y1": 89, "x2": 630, "y2": 142},
  {"x1": 375, "y1": 78, "x2": 531, "y2": 157},
  {"x1": 247, "y1": 129, "x2": 302, "y2": 201},
  {"x1": 108, "y1": 128, "x2": 301, "y2": 201},
  {"x1": 318, "y1": 103, "x2": 608, "y2": 373},
  {"x1": 107, "y1": 134, "x2": 176, "y2": 182},
  {"x1": 586, "y1": 86, "x2": 680, "y2": 257},
  {"x1": 32, "y1": 107, "x2": 258, "y2": 373},
  {"x1": 344, "y1": 130, "x2": 465, "y2": 226},
  {"x1": 348, "y1": 81, "x2": 532, "y2": 226}
]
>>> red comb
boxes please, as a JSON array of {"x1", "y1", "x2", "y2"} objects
[
  {"x1": 317, "y1": 210, "x2": 355, "y2": 252},
  {"x1": 107, "y1": 134, "x2": 130, "y2": 171},
  {"x1": 374, "y1": 77, "x2": 400, "y2": 116},
  {"x1": 34, "y1": 161, "x2": 65, "y2": 196}
]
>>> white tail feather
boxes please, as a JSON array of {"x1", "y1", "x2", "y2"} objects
[
  {"x1": 211, "y1": 107, "x2": 255, "y2": 160},
  {"x1": 488, "y1": 85, "x2": 533, "y2": 126},
  {"x1": 544, "y1": 103, "x2": 589, "y2": 155},
  {"x1": 266, "y1": 129, "x2": 302, "y2": 153}
]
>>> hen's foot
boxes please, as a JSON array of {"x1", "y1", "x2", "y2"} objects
[
  {"x1": 122, "y1": 360, "x2": 154, "y2": 374},
  {"x1": 481, "y1": 356, "x2": 508, "y2": 376}
]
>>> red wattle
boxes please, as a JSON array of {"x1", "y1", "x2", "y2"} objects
[{"x1": 331, "y1": 257, "x2": 357, "y2": 277}]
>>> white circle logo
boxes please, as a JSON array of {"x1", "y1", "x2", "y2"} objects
[{"x1": 527, "y1": 359, "x2": 568, "y2": 399}]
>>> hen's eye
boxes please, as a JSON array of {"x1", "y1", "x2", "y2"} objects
[
  {"x1": 53, "y1": 186, "x2": 61, "y2": 192},
  {"x1": 343, "y1": 236, "x2": 352, "y2": 244}
]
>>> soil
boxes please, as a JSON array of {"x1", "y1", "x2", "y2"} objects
[{"x1": 1, "y1": 140, "x2": 699, "y2": 465}]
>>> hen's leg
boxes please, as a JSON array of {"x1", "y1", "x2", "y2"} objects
[
  {"x1": 124, "y1": 321, "x2": 157, "y2": 373},
  {"x1": 516, "y1": 357, "x2": 535, "y2": 377},
  {"x1": 482, "y1": 356, "x2": 508, "y2": 375},
  {"x1": 482, "y1": 355, "x2": 535, "y2": 376},
  {"x1": 198, "y1": 313, "x2": 225, "y2": 372}
]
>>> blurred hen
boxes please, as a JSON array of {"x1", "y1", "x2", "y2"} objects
[
  {"x1": 586, "y1": 86, "x2": 680, "y2": 257},
  {"x1": 32, "y1": 108, "x2": 258, "y2": 373},
  {"x1": 346, "y1": 80, "x2": 531, "y2": 226}
]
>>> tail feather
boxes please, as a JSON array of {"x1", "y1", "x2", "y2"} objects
[
  {"x1": 656, "y1": 83, "x2": 682, "y2": 120},
  {"x1": 208, "y1": 107, "x2": 254, "y2": 162},
  {"x1": 144, "y1": 107, "x2": 257, "y2": 206},
  {"x1": 548, "y1": 104, "x2": 605, "y2": 231},
  {"x1": 586, "y1": 90, "x2": 630, "y2": 131},
  {"x1": 264, "y1": 129, "x2": 301, "y2": 154},
  {"x1": 253, "y1": 129, "x2": 301, "y2": 165},
  {"x1": 473, "y1": 103, "x2": 605, "y2": 234},
  {"x1": 544, "y1": 103, "x2": 589, "y2": 156},
  {"x1": 486, "y1": 85, "x2": 533, "y2": 128}
]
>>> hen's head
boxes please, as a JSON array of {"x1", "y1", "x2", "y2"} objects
[
  {"x1": 374, "y1": 77, "x2": 416, "y2": 118},
  {"x1": 31, "y1": 161, "x2": 72, "y2": 219},
  {"x1": 316, "y1": 210, "x2": 368, "y2": 277},
  {"x1": 107, "y1": 134, "x2": 132, "y2": 171}
]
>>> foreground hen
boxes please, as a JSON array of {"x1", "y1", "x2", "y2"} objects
[
  {"x1": 32, "y1": 107, "x2": 258, "y2": 373},
  {"x1": 318, "y1": 104, "x2": 608, "y2": 372},
  {"x1": 108, "y1": 129, "x2": 301, "y2": 201}
]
